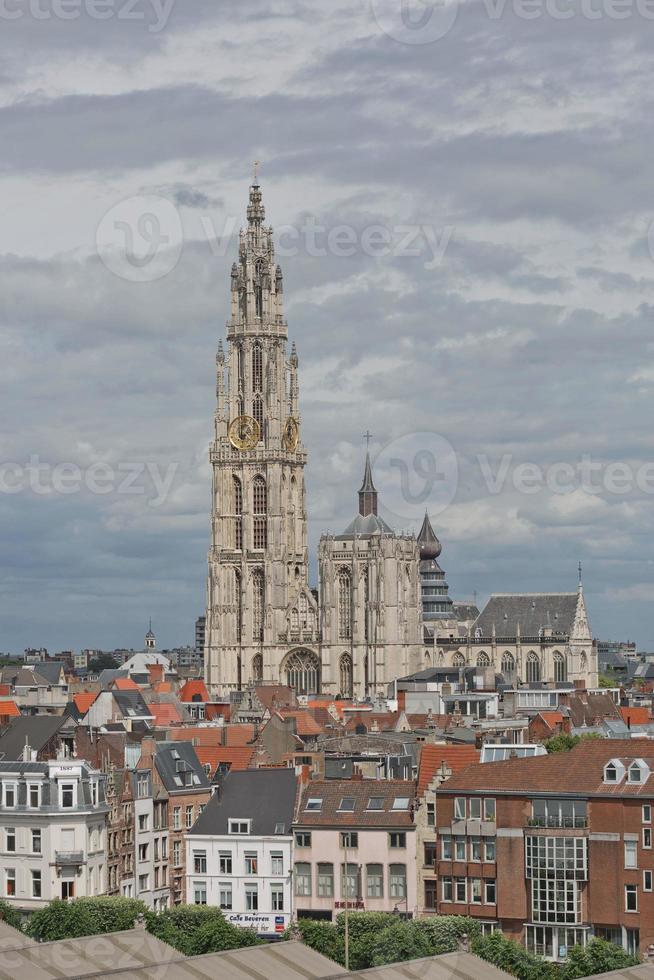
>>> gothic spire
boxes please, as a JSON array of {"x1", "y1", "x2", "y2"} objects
[
  {"x1": 417, "y1": 511, "x2": 442, "y2": 560},
  {"x1": 247, "y1": 173, "x2": 266, "y2": 228},
  {"x1": 358, "y1": 452, "x2": 378, "y2": 517}
]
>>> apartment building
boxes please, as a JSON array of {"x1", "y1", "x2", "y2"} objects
[
  {"x1": 138, "y1": 738, "x2": 211, "y2": 905},
  {"x1": 0, "y1": 759, "x2": 108, "y2": 910},
  {"x1": 186, "y1": 768, "x2": 296, "y2": 937},
  {"x1": 294, "y1": 778, "x2": 417, "y2": 920},
  {"x1": 435, "y1": 739, "x2": 654, "y2": 960}
]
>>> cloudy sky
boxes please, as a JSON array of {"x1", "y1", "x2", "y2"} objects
[{"x1": 1, "y1": 0, "x2": 653, "y2": 654}]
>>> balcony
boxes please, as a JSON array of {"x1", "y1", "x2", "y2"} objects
[{"x1": 55, "y1": 851, "x2": 85, "y2": 866}]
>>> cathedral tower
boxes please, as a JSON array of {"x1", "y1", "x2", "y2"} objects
[{"x1": 204, "y1": 177, "x2": 319, "y2": 695}]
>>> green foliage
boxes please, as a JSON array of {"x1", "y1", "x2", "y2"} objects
[
  {"x1": 145, "y1": 904, "x2": 260, "y2": 956},
  {"x1": 89, "y1": 653, "x2": 119, "y2": 671},
  {"x1": 298, "y1": 912, "x2": 482, "y2": 970},
  {"x1": 473, "y1": 931, "x2": 557, "y2": 979},
  {"x1": 559, "y1": 938, "x2": 641, "y2": 979},
  {"x1": 545, "y1": 732, "x2": 601, "y2": 754},
  {"x1": 0, "y1": 899, "x2": 25, "y2": 932},
  {"x1": 28, "y1": 897, "x2": 146, "y2": 941},
  {"x1": 598, "y1": 674, "x2": 616, "y2": 688}
]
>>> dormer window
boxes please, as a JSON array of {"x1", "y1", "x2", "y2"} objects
[
  {"x1": 604, "y1": 763, "x2": 618, "y2": 783},
  {"x1": 229, "y1": 819, "x2": 250, "y2": 835},
  {"x1": 305, "y1": 798, "x2": 322, "y2": 812},
  {"x1": 628, "y1": 760, "x2": 650, "y2": 784},
  {"x1": 338, "y1": 798, "x2": 355, "y2": 812},
  {"x1": 604, "y1": 759, "x2": 626, "y2": 784}
]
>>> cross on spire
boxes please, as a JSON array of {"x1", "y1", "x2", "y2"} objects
[{"x1": 363, "y1": 430, "x2": 373, "y2": 448}]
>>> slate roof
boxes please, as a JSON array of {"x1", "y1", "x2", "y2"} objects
[
  {"x1": 190, "y1": 768, "x2": 296, "y2": 836},
  {"x1": 296, "y1": 779, "x2": 416, "y2": 828},
  {"x1": 474, "y1": 593, "x2": 579, "y2": 637},
  {"x1": 341, "y1": 513, "x2": 393, "y2": 536},
  {"x1": 0, "y1": 715, "x2": 68, "y2": 759},
  {"x1": 154, "y1": 740, "x2": 211, "y2": 793},
  {"x1": 440, "y1": 739, "x2": 654, "y2": 797},
  {"x1": 113, "y1": 689, "x2": 152, "y2": 719}
]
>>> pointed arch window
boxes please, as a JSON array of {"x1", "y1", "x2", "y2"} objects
[
  {"x1": 252, "y1": 343, "x2": 263, "y2": 393},
  {"x1": 253, "y1": 476, "x2": 267, "y2": 550},
  {"x1": 501, "y1": 651, "x2": 515, "y2": 675},
  {"x1": 363, "y1": 568, "x2": 370, "y2": 642},
  {"x1": 235, "y1": 569, "x2": 242, "y2": 643},
  {"x1": 253, "y1": 395, "x2": 264, "y2": 432},
  {"x1": 233, "y1": 477, "x2": 243, "y2": 551},
  {"x1": 452, "y1": 653, "x2": 465, "y2": 668},
  {"x1": 285, "y1": 649, "x2": 320, "y2": 695},
  {"x1": 553, "y1": 652, "x2": 567, "y2": 685},
  {"x1": 252, "y1": 568, "x2": 264, "y2": 642},
  {"x1": 338, "y1": 569, "x2": 352, "y2": 641},
  {"x1": 526, "y1": 652, "x2": 541, "y2": 684},
  {"x1": 255, "y1": 259, "x2": 264, "y2": 318},
  {"x1": 477, "y1": 651, "x2": 490, "y2": 668},
  {"x1": 340, "y1": 653, "x2": 353, "y2": 698},
  {"x1": 252, "y1": 654, "x2": 263, "y2": 683}
]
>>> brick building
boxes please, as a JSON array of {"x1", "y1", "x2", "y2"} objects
[{"x1": 434, "y1": 739, "x2": 654, "y2": 961}]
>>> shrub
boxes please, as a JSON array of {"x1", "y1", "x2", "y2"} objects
[
  {"x1": 146, "y1": 904, "x2": 260, "y2": 956},
  {"x1": 28, "y1": 897, "x2": 146, "y2": 942},
  {"x1": 413, "y1": 915, "x2": 481, "y2": 954},
  {"x1": 472, "y1": 931, "x2": 557, "y2": 980},
  {"x1": 560, "y1": 938, "x2": 641, "y2": 979},
  {"x1": 0, "y1": 899, "x2": 25, "y2": 932}
]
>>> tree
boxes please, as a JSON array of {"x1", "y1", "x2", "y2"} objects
[
  {"x1": 560, "y1": 938, "x2": 640, "y2": 978},
  {"x1": 89, "y1": 653, "x2": 119, "y2": 672},
  {"x1": 545, "y1": 733, "x2": 601, "y2": 754},
  {"x1": 28, "y1": 897, "x2": 146, "y2": 941},
  {"x1": 145, "y1": 905, "x2": 260, "y2": 956}
]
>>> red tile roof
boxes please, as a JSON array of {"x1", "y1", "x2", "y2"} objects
[
  {"x1": 278, "y1": 710, "x2": 325, "y2": 736},
  {"x1": 180, "y1": 679, "x2": 210, "y2": 703},
  {"x1": 111, "y1": 678, "x2": 139, "y2": 691},
  {"x1": 440, "y1": 739, "x2": 654, "y2": 797},
  {"x1": 73, "y1": 692, "x2": 98, "y2": 715},
  {"x1": 0, "y1": 700, "x2": 20, "y2": 718},
  {"x1": 168, "y1": 726, "x2": 223, "y2": 746},
  {"x1": 224, "y1": 724, "x2": 256, "y2": 746},
  {"x1": 297, "y1": 779, "x2": 416, "y2": 827},
  {"x1": 254, "y1": 685, "x2": 297, "y2": 711},
  {"x1": 149, "y1": 703, "x2": 183, "y2": 727},
  {"x1": 538, "y1": 711, "x2": 565, "y2": 729},
  {"x1": 196, "y1": 745, "x2": 256, "y2": 775},
  {"x1": 417, "y1": 744, "x2": 481, "y2": 796},
  {"x1": 620, "y1": 706, "x2": 651, "y2": 726}
]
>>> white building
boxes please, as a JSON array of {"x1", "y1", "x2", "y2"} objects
[
  {"x1": 0, "y1": 758, "x2": 108, "y2": 910},
  {"x1": 185, "y1": 769, "x2": 296, "y2": 938}
]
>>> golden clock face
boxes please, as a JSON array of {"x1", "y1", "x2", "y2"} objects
[
  {"x1": 283, "y1": 417, "x2": 299, "y2": 452},
  {"x1": 229, "y1": 415, "x2": 260, "y2": 451}
]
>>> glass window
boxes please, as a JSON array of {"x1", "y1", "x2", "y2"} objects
[
  {"x1": 294, "y1": 862, "x2": 311, "y2": 896},
  {"x1": 317, "y1": 863, "x2": 333, "y2": 897},
  {"x1": 441, "y1": 835, "x2": 452, "y2": 859},
  {"x1": 441, "y1": 876, "x2": 453, "y2": 902},
  {"x1": 485, "y1": 838, "x2": 496, "y2": 862},
  {"x1": 32, "y1": 829, "x2": 41, "y2": 854},
  {"x1": 219, "y1": 852, "x2": 232, "y2": 874},
  {"x1": 367, "y1": 797, "x2": 384, "y2": 811},
  {"x1": 31, "y1": 870, "x2": 41, "y2": 899},
  {"x1": 425, "y1": 879, "x2": 437, "y2": 910},
  {"x1": 454, "y1": 798, "x2": 466, "y2": 820},
  {"x1": 484, "y1": 798, "x2": 496, "y2": 821},
  {"x1": 245, "y1": 885, "x2": 258, "y2": 911},
  {"x1": 28, "y1": 785, "x2": 40, "y2": 808},
  {"x1": 193, "y1": 851, "x2": 207, "y2": 874},
  {"x1": 5, "y1": 869, "x2": 15, "y2": 897},
  {"x1": 424, "y1": 842, "x2": 436, "y2": 867},
  {"x1": 485, "y1": 879, "x2": 496, "y2": 905},
  {"x1": 61, "y1": 783, "x2": 74, "y2": 808},
  {"x1": 340, "y1": 831, "x2": 358, "y2": 849},
  {"x1": 644, "y1": 828, "x2": 652, "y2": 849},
  {"x1": 470, "y1": 837, "x2": 481, "y2": 861},
  {"x1": 625, "y1": 884, "x2": 638, "y2": 912},
  {"x1": 455, "y1": 877, "x2": 466, "y2": 903},
  {"x1": 389, "y1": 864, "x2": 407, "y2": 899},
  {"x1": 5, "y1": 828, "x2": 15, "y2": 853},
  {"x1": 470, "y1": 878, "x2": 482, "y2": 903},
  {"x1": 193, "y1": 882, "x2": 206, "y2": 905},
  {"x1": 245, "y1": 853, "x2": 258, "y2": 875},
  {"x1": 625, "y1": 840, "x2": 638, "y2": 869},
  {"x1": 455, "y1": 837, "x2": 466, "y2": 861},
  {"x1": 427, "y1": 803, "x2": 435, "y2": 827},
  {"x1": 389, "y1": 832, "x2": 406, "y2": 848},
  {"x1": 341, "y1": 862, "x2": 359, "y2": 899},
  {"x1": 392, "y1": 797, "x2": 410, "y2": 811},
  {"x1": 469, "y1": 798, "x2": 481, "y2": 819},
  {"x1": 185, "y1": 806, "x2": 193, "y2": 829},
  {"x1": 219, "y1": 884, "x2": 232, "y2": 909},
  {"x1": 295, "y1": 831, "x2": 311, "y2": 847},
  {"x1": 271, "y1": 885, "x2": 284, "y2": 911},
  {"x1": 271, "y1": 853, "x2": 283, "y2": 876},
  {"x1": 172, "y1": 807, "x2": 181, "y2": 830},
  {"x1": 228, "y1": 819, "x2": 249, "y2": 835},
  {"x1": 366, "y1": 863, "x2": 383, "y2": 898},
  {"x1": 305, "y1": 798, "x2": 322, "y2": 811},
  {"x1": 643, "y1": 804, "x2": 652, "y2": 823},
  {"x1": 338, "y1": 798, "x2": 356, "y2": 812},
  {"x1": 644, "y1": 871, "x2": 653, "y2": 892}
]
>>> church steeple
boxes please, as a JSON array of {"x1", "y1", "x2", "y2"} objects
[
  {"x1": 358, "y1": 452, "x2": 378, "y2": 517},
  {"x1": 418, "y1": 511, "x2": 442, "y2": 560}
]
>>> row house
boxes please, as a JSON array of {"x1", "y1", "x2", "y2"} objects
[
  {"x1": 0, "y1": 758, "x2": 108, "y2": 909},
  {"x1": 293, "y1": 778, "x2": 417, "y2": 920},
  {"x1": 414, "y1": 744, "x2": 480, "y2": 915},
  {"x1": 186, "y1": 768, "x2": 296, "y2": 938},
  {"x1": 435, "y1": 739, "x2": 654, "y2": 961},
  {"x1": 138, "y1": 738, "x2": 211, "y2": 905}
]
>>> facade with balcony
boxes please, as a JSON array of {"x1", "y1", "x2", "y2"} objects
[
  {"x1": 436, "y1": 740, "x2": 654, "y2": 960},
  {"x1": 0, "y1": 759, "x2": 108, "y2": 910}
]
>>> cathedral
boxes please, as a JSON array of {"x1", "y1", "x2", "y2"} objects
[
  {"x1": 203, "y1": 178, "x2": 423, "y2": 699},
  {"x1": 203, "y1": 177, "x2": 598, "y2": 699}
]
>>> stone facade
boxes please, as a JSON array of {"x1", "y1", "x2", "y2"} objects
[{"x1": 203, "y1": 180, "x2": 422, "y2": 700}]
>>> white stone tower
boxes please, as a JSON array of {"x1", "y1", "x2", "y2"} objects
[{"x1": 204, "y1": 176, "x2": 319, "y2": 696}]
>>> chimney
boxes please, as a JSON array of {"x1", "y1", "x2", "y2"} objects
[
  {"x1": 397, "y1": 690, "x2": 406, "y2": 712},
  {"x1": 139, "y1": 736, "x2": 157, "y2": 768}
]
